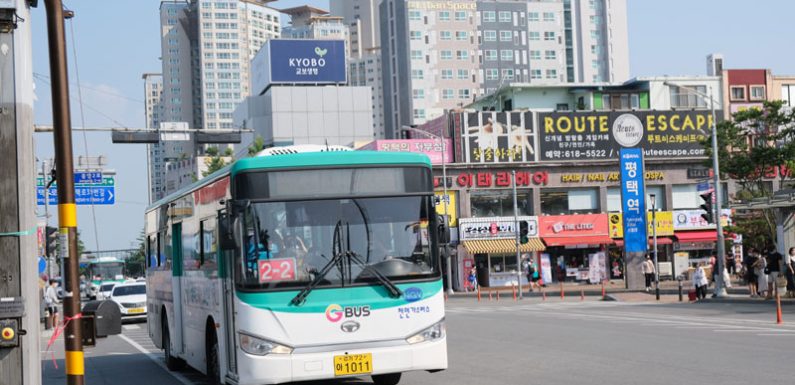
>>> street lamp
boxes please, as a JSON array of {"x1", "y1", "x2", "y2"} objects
[
  {"x1": 400, "y1": 126, "x2": 455, "y2": 295},
  {"x1": 649, "y1": 193, "x2": 659, "y2": 301},
  {"x1": 663, "y1": 81, "x2": 727, "y2": 297}
]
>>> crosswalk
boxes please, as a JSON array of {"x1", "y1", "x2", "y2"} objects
[{"x1": 444, "y1": 300, "x2": 795, "y2": 338}]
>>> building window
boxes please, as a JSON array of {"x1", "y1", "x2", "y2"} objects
[
  {"x1": 442, "y1": 89, "x2": 454, "y2": 99},
  {"x1": 730, "y1": 86, "x2": 746, "y2": 101},
  {"x1": 529, "y1": 31, "x2": 540, "y2": 41},
  {"x1": 482, "y1": 11, "x2": 495, "y2": 22},
  {"x1": 457, "y1": 69, "x2": 469, "y2": 80},
  {"x1": 456, "y1": 31, "x2": 468, "y2": 40},
  {"x1": 408, "y1": 10, "x2": 421, "y2": 21},
  {"x1": 544, "y1": 31, "x2": 555, "y2": 41},
  {"x1": 499, "y1": 31, "x2": 512, "y2": 41},
  {"x1": 411, "y1": 69, "x2": 424, "y2": 80},
  {"x1": 529, "y1": 50, "x2": 541, "y2": 60},
  {"x1": 440, "y1": 50, "x2": 453, "y2": 60},
  {"x1": 528, "y1": 12, "x2": 539, "y2": 22},
  {"x1": 411, "y1": 50, "x2": 423, "y2": 60},
  {"x1": 440, "y1": 31, "x2": 452, "y2": 40},
  {"x1": 410, "y1": 31, "x2": 422, "y2": 40},
  {"x1": 485, "y1": 69, "x2": 498, "y2": 80},
  {"x1": 502, "y1": 69, "x2": 515, "y2": 80},
  {"x1": 439, "y1": 11, "x2": 450, "y2": 21},
  {"x1": 441, "y1": 69, "x2": 453, "y2": 80},
  {"x1": 498, "y1": 11, "x2": 511, "y2": 23},
  {"x1": 471, "y1": 190, "x2": 532, "y2": 217},
  {"x1": 531, "y1": 69, "x2": 542, "y2": 79},
  {"x1": 484, "y1": 50, "x2": 497, "y2": 61},
  {"x1": 500, "y1": 50, "x2": 514, "y2": 61},
  {"x1": 413, "y1": 89, "x2": 425, "y2": 99},
  {"x1": 669, "y1": 85, "x2": 707, "y2": 108},
  {"x1": 455, "y1": 11, "x2": 467, "y2": 21},
  {"x1": 750, "y1": 85, "x2": 766, "y2": 100},
  {"x1": 484, "y1": 30, "x2": 496, "y2": 41},
  {"x1": 546, "y1": 69, "x2": 557, "y2": 79},
  {"x1": 413, "y1": 109, "x2": 426, "y2": 120},
  {"x1": 541, "y1": 188, "x2": 599, "y2": 215},
  {"x1": 545, "y1": 50, "x2": 556, "y2": 60},
  {"x1": 459, "y1": 89, "x2": 470, "y2": 99},
  {"x1": 456, "y1": 50, "x2": 469, "y2": 60},
  {"x1": 543, "y1": 12, "x2": 555, "y2": 22}
]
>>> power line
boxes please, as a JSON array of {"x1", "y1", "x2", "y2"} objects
[{"x1": 33, "y1": 72, "x2": 145, "y2": 104}]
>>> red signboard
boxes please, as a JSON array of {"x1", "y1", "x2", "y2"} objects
[
  {"x1": 454, "y1": 171, "x2": 549, "y2": 188},
  {"x1": 539, "y1": 214, "x2": 610, "y2": 237},
  {"x1": 258, "y1": 258, "x2": 297, "y2": 283}
]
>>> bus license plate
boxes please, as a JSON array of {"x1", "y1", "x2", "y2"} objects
[
  {"x1": 128, "y1": 308, "x2": 145, "y2": 314},
  {"x1": 333, "y1": 353, "x2": 372, "y2": 376}
]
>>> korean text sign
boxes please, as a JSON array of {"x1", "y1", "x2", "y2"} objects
[
  {"x1": 619, "y1": 148, "x2": 648, "y2": 253},
  {"x1": 269, "y1": 40, "x2": 346, "y2": 84}
]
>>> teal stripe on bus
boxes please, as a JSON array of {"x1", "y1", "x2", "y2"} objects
[
  {"x1": 235, "y1": 280, "x2": 442, "y2": 313},
  {"x1": 231, "y1": 151, "x2": 432, "y2": 177}
]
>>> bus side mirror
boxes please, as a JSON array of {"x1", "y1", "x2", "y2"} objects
[
  {"x1": 437, "y1": 215, "x2": 450, "y2": 246},
  {"x1": 218, "y1": 211, "x2": 236, "y2": 251}
]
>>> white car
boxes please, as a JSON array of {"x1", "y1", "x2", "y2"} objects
[
  {"x1": 108, "y1": 282, "x2": 147, "y2": 320},
  {"x1": 97, "y1": 283, "x2": 116, "y2": 300}
]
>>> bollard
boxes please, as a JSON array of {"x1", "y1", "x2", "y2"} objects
[
  {"x1": 512, "y1": 285, "x2": 517, "y2": 301},
  {"x1": 496, "y1": 289, "x2": 500, "y2": 301},
  {"x1": 776, "y1": 287, "x2": 784, "y2": 324},
  {"x1": 580, "y1": 288, "x2": 584, "y2": 301},
  {"x1": 678, "y1": 279, "x2": 683, "y2": 302},
  {"x1": 560, "y1": 282, "x2": 565, "y2": 300},
  {"x1": 477, "y1": 288, "x2": 481, "y2": 302},
  {"x1": 444, "y1": 292, "x2": 448, "y2": 302},
  {"x1": 601, "y1": 281, "x2": 606, "y2": 299},
  {"x1": 489, "y1": 290, "x2": 493, "y2": 301},
  {"x1": 542, "y1": 287, "x2": 547, "y2": 301}
]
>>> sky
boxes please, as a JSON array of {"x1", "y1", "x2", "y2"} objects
[{"x1": 29, "y1": 0, "x2": 795, "y2": 251}]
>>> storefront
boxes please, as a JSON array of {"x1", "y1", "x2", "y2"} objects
[
  {"x1": 608, "y1": 211, "x2": 675, "y2": 277},
  {"x1": 539, "y1": 214, "x2": 612, "y2": 283},
  {"x1": 459, "y1": 216, "x2": 545, "y2": 288}
]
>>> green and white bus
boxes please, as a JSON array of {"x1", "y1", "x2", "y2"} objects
[
  {"x1": 146, "y1": 146, "x2": 448, "y2": 385},
  {"x1": 83, "y1": 256, "x2": 126, "y2": 299}
]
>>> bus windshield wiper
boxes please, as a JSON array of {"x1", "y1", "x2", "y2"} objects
[
  {"x1": 290, "y1": 251, "x2": 344, "y2": 306},
  {"x1": 346, "y1": 251, "x2": 402, "y2": 298}
]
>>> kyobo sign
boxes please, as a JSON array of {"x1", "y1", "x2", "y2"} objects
[{"x1": 268, "y1": 40, "x2": 346, "y2": 84}]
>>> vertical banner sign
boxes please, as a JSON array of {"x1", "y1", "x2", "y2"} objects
[{"x1": 619, "y1": 148, "x2": 648, "y2": 253}]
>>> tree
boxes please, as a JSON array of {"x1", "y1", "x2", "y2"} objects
[
  {"x1": 707, "y1": 100, "x2": 795, "y2": 250},
  {"x1": 203, "y1": 146, "x2": 231, "y2": 177},
  {"x1": 248, "y1": 135, "x2": 265, "y2": 156},
  {"x1": 126, "y1": 230, "x2": 147, "y2": 278}
]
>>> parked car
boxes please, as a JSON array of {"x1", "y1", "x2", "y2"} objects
[
  {"x1": 97, "y1": 283, "x2": 116, "y2": 300},
  {"x1": 108, "y1": 282, "x2": 147, "y2": 321}
]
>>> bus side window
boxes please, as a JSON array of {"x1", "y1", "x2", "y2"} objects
[
  {"x1": 147, "y1": 235, "x2": 157, "y2": 268},
  {"x1": 200, "y1": 218, "x2": 218, "y2": 270}
]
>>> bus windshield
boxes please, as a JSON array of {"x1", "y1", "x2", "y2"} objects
[
  {"x1": 235, "y1": 196, "x2": 439, "y2": 290},
  {"x1": 90, "y1": 262, "x2": 124, "y2": 281}
]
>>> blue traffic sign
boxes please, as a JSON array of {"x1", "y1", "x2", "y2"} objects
[
  {"x1": 38, "y1": 256, "x2": 47, "y2": 274},
  {"x1": 74, "y1": 171, "x2": 103, "y2": 184},
  {"x1": 36, "y1": 186, "x2": 115, "y2": 205}
]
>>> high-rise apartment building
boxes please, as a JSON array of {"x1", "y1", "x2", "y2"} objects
[
  {"x1": 379, "y1": 0, "x2": 629, "y2": 138},
  {"x1": 348, "y1": 48, "x2": 385, "y2": 138},
  {"x1": 143, "y1": 73, "x2": 165, "y2": 202},
  {"x1": 281, "y1": 6, "x2": 351, "y2": 58},
  {"x1": 330, "y1": 0, "x2": 380, "y2": 59}
]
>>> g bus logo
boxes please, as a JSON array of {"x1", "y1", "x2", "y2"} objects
[
  {"x1": 325, "y1": 304, "x2": 343, "y2": 322},
  {"x1": 325, "y1": 304, "x2": 371, "y2": 323}
]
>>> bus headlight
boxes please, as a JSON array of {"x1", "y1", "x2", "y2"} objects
[
  {"x1": 238, "y1": 332, "x2": 293, "y2": 355},
  {"x1": 406, "y1": 319, "x2": 445, "y2": 344}
]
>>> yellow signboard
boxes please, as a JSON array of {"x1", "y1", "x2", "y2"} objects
[
  {"x1": 609, "y1": 211, "x2": 674, "y2": 239},
  {"x1": 435, "y1": 191, "x2": 458, "y2": 227}
]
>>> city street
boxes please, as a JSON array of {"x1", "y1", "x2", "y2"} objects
[{"x1": 42, "y1": 297, "x2": 795, "y2": 385}]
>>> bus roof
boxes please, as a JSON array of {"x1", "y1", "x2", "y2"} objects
[
  {"x1": 231, "y1": 151, "x2": 431, "y2": 177},
  {"x1": 147, "y1": 151, "x2": 431, "y2": 212}
]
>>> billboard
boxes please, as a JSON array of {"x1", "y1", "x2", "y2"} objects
[
  {"x1": 538, "y1": 110, "x2": 721, "y2": 161},
  {"x1": 252, "y1": 39, "x2": 346, "y2": 92},
  {"x1": 619, "y1": 148, "x2": 648, "y2": 253},
  {"x1": 459, "y1": 216, "x2": 538, "y2": 241},
  {"x1": 359, "y1": 139, "x2": 452, "y2": 165},
  {"x1": 460, "y1": 111, "x2": 535, "y2": 164}
]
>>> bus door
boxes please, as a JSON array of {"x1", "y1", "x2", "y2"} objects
[
  {"x1": 219, "y1": 209, "x2": 238, "y2": 376},
  {"x1": 171, "y1": 222, "x2": 185, "y2": 355}
]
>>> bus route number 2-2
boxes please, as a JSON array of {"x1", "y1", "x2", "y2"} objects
[{"x1": 258, "y1": 258, "x2": 297, "y2": 283}]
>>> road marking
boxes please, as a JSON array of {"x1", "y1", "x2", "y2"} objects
[
  {"x1": 118, "y1": 333, "x2": 195, "y2": 385},
  {"x1": 757, "y1": 333, "x2": 795, "y2": 336},
  {"x1": 123, "y1": 324, "x2": 140, "y2": 330}
]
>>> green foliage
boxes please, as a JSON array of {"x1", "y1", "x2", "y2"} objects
[
  {"x1": 707, "y1": 100, "x2": 795, "y2": 249},
  {"x1": 248, "y1": 136, "x2": 265, "y2": 157},
  {"x1": 203, "y1": 146, "x2": 230, "y2": 177},
  {"x1": 125, "y1": 230, "x2": 147, "y2": 278}
]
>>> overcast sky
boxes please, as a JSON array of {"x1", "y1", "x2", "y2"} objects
[{"x1": 29, "y1": 0, "x2": 795, "y2": 251}]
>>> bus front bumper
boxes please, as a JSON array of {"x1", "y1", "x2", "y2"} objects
[{"x1": 236, "y1": 337, "x2": 447, "y2": 385}]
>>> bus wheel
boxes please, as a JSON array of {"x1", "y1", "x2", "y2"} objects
[
  {"x1": 163, "y1": 318, "x2": 185, "y2": 371},
  {"x1": 372, "y1": 373, "x2": 401, "y2": 385},
  {"x1": 206, "y1": 325, "x2": 220, "y2": 384}
]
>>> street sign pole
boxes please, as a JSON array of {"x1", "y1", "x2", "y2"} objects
[
  {"x1": 44, "y1": 1, "x2": 85, "y2": 383},
  {"x1": 512, "y1": 171, "x2": 522, "y2": 299}
]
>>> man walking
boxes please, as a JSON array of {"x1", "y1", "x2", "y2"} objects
[
  {"x1": 642, "y1": 255, "x2": 655, "y2": 292},
  {"x1": 44, "y1": 279, "x2": 59, "y2": 328}
]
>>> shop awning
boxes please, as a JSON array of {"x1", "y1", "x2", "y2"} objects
[
  {"x1": 462, "y1": 238, "x2": 546, "y2": 254},
  {"x1": 542, "y1": 236, "x2": 613, "y2": 247},
  {"x1": 614, "y1": 237, "x2": 674, "y2": 247},
  {"x1": 674, "y1": 231, "x2": 717, "y2": 243}
]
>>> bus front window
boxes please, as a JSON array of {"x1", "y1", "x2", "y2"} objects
[{"x1": 234, "y1": 196, "x2": 440, "y2": 290}]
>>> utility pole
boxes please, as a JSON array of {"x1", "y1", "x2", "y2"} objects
[
  {"x1": 44, "y1": 1, "x2": 85, "y2": 384},
  {"x1": 512, "y1": 171, "x2": 523, "y2": 299},
  {"x1": 0, "y1": 1, "x2": 40, "y2": 384}
]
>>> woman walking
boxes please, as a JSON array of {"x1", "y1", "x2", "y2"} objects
[{"x1": 693, "y1": 263, "x2": 709, "y2": 300}]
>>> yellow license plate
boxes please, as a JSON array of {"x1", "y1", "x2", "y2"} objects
[
  {"x1": 333, "y1": 353, "x2": 372, "y2": 376},
  {"x1": 128, "y1": 308, "x2": 145, "y2": 314}
]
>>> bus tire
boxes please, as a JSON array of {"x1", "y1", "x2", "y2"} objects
[
  {"x1": 372, "y1": 373, "x2": 401, "y2": 385},
  {"x1": 163, "y1": 316, "x2": 185, "y2": 371},
  {"x1": 206, "y1": 321, "x2": 221, "y2": 384}
]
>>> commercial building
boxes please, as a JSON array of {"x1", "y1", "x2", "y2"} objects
[
  {"x1": 379, "y1": 0, "x2": 630, "y2": 138},
  {"x1": 330, "y1": 0, "x2": 380, "y2": 58}
]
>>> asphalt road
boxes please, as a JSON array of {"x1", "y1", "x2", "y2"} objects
[{"x1": 42, "y1": 297, "x2": 795, "y2": 385}]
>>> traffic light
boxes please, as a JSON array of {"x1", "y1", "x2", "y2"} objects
[
  {"x1": 45, "y1": 226, "x2": 58, "y2": 257},
  {"x1": 519, "y1": 220, "x2": 529, "y2": 244},
  {"x1": 699, "y1": 192, "x2": 714, "y2": 224}
]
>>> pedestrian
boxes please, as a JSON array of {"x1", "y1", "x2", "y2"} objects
[
  {"x1": 726, "y1": 254, "x2": 736, "y2": 276},
  {"x1": 765, "y1": 247, "x2": 782, "y2": 300},
  {"x1": 641, "y1": 255, "x2": 655, "y2": 292},
  {"x1": 468, "y1": 266, "x2": 478, "y2": 292},
  {"x1": 526, "y1": 262, "x2": 536, "y2": 291},
  {"x1": 744, "y1": 248, "x2": 758, "y2": 298},
  {"x1": 786, "y1": 247, "x2": 795, "y2": 298},
  {"x1": 693, "y1": 262, "x2": 709, "y2": 300},
  {"x1": 753, "y1": 249, "x2": 768, "y2": 299},
  {"x1": 44, "y1": 279, "x2": 59, "y2": 328}
]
